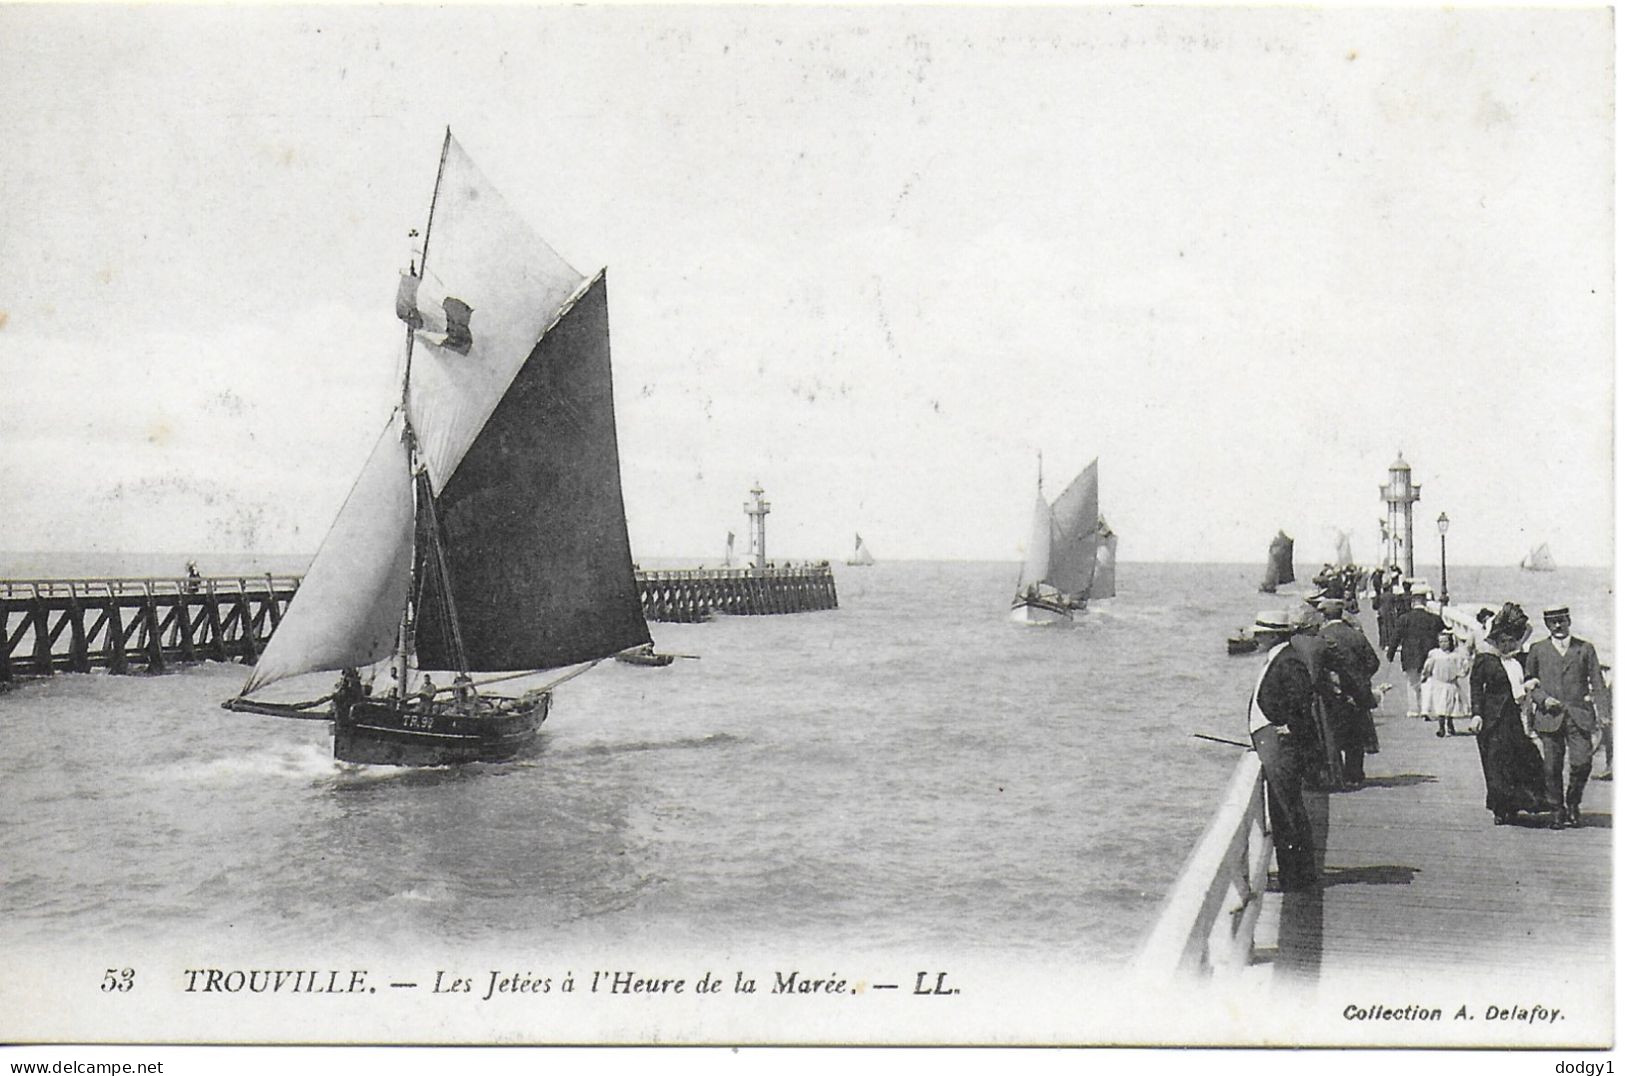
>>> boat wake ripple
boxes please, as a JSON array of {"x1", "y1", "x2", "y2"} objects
[{"x1": 556, "y1": 732, "x2": 745, "y2": 759}]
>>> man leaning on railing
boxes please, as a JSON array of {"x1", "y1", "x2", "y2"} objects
[{"x1": 1245, "y1": 609, "x2": 1323, "y2": 892}]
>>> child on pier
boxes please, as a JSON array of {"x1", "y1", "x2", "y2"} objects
[{"x1": 1421, "y1": 630, "x2": 1472, "y2": 736}]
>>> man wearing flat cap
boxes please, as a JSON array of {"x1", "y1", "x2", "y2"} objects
[
  {"x1": 1525, "y1": 606, "x2": 1611, "y2": 826},
  {"x1": 1246, "y1": 610, "x2": 1326, "y2": 890}
]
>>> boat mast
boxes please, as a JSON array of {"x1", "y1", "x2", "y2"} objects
[
  {"x1": 395, "y1": 127, "x2": 461, "y2": 692},
  {"x1": 401, "y1": 128, "x2": 454, "y2": 412}
]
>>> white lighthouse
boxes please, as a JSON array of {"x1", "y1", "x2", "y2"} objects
[
  {"x1": 1380, "y1": 453, "x2": 1422, "y2": 575},
  {"x1": 743, "y1": 482, "x2": 772, "y2": 570}
]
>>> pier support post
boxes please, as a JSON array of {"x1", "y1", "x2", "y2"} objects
[
  {"x1": 176, "y1": 595, "x2": 198, "y2": 665},
  {"x1": 66, "y1": 590, "x2": 91, "y2": 673},
  {"x1": 234, "y1": 584, "x2": 260, "y2": 663},
  {"x1": 140, "y1": 590, "x2": 166, "y2": 673},
  {"x1": 263, "y1": 574, "x2": 284, "y2": 630},
  {"x1": 105, "y1": 598, "x2": 129, "y2": 675},
  {"x1": 30, "y1": 595, "x2": 54, "y2": 676},
  {"x1": 0, "y1": 597, "x2": 12, "y2": 683},
  {"x1": 205, "y1": 583, "x2": 229, "y2": 662}
]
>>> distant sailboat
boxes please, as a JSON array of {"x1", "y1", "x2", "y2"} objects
[
  {"x1": 846, "y1": 533, "x2": 876, "y2": 567},
  {"x1": 1333, "y1": 529, "x2": 1354, "y2": 568},
  {"x1": 1011, "y1": 458, "x2": 1112, "y2": 625},
  {"x1": 1520, "y1": 543, "x2": 1557, "y2": 572},
  {"x1": 1259, "y1": 531, "x2": 1295, "y2": 593},
  {"x1": 723, "y1": 531, "x2": 736, "y2": 568}
]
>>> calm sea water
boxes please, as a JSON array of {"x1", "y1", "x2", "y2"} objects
[{"x1": 0, "y1": 557, "x2": 1611, "y2": 966}]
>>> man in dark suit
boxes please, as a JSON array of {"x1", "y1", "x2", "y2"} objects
[
  {"x1": 1526, "y1": 606, "x2": 1612, "y2": 827},
  {"x1": 1388, "y1": 593, "x2": 1446, "y2": 718},
  {"x1": 1247, "y1": 610, "x2": 1324, "y2": 891},
  {"x1": 1318, "y1": 598, "x2": 1381, "y2": 788}
]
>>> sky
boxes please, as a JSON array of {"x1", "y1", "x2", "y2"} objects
[{"x1": 0, "y1": 5, "x2": 1613, "y2": 566}]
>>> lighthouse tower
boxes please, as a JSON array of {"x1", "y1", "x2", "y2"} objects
[
  {"x1": 1380, "y1": 453, "x2": 1422, "y2": 575},
  {"x1": 744, "y1": 482, "x2": 772, "y2": 570}
]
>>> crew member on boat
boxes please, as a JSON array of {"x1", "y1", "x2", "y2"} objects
[
  {"x1": 1246, "y1": 609, "x2": 1323, "y2": 891},
  {"x1": 333, "y1": 667, "x2": 364, "y2": 723}
]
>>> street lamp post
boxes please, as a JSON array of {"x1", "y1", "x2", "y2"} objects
[{"x1": 1436, "y1": 512, "x2": 1450, "y2": 606}]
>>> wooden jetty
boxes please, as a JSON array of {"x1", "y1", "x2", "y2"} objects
[
  {"x1": 0, "y1": 563, "x2": 841, "y2": 680},
  {"x1": 1258, "y1": 682, "x2": 1611, "y2": 984},
  {"x1": 636, "y1": 564, "x2": 839, "y2": 623},
  {"x1": 0, "y1": 575, "x2": 300, "y2": 681},
  {"x1": 1138, "y1": 603, "x2": 1612, "y2": 1044}
]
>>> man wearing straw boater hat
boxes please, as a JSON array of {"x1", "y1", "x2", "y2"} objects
[
  {"x1": 1524, "y1": 605, "x2": 1612, "y2": 827},
  {"x1": 1246, "y1": 608, "x2": 1325, "y2": 890}
]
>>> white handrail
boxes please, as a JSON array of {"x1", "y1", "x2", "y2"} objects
[{"x1": 1133, "y1": 751, "x2": 1274, "y2": 979}]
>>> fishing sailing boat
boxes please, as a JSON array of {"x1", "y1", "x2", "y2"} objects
[
  {"x1": 846, "y1": 533, "x2": 876, "y2": 567},
  {"x1": 1333, "y1": 529, "x2": 1354, "y2": 568},
  {"x1": 1520, "y1": 543, "x2": 1557, "y2": 572},
  {"x1": 224, "y1": 129, "x2": 651, "y2": 766},
  {"x1": 723, "y1": 531, "x2": 736, "y2": 568},
  {"x1": 1259, "y1": 531, "x2": 1295, "y2": 593},
  {"x1": 1010, "y1": 458, "x2": 1110, "y2": 625}
]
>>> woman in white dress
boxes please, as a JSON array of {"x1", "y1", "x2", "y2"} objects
[{"x1": 1421, "y1": 630, "x2": 1473, "y2": 736}]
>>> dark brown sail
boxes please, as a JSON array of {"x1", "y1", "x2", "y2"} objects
[
  {"x1": 415, "y1": 269, "x2": 651, "y2": 671},
  {"x1": 1261, "y1": 530, "x2": 1295, "y2": 591}
]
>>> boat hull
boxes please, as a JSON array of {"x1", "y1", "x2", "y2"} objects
[
  {"x1": 1009, "y1": 596, "x2": 1077, "y2": 625},
  {"x1": 334, "y1": 690, "x2": 551, "y2": 766},
  {"x1": 615, "y1": 651, "x2": 675, "y2": 667}
]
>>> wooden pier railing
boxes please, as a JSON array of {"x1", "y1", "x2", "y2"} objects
[
  {"x1": 635, "y1": 565, "x2": 839, "y2": 623},
  {"x1": 1132, "y1": 751, "x2": 1274, "y2": 980},
  {"x1": 0, "y1": 576, "x2": 301, "y2": 681}
]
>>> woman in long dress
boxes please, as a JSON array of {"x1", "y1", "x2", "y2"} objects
[
  {"x1": 1421, "y1": 630, "x2": 1472, "y2": 736},
  {"x1": 1471, "y1": 604, "x2": 1556, "y2": 825}
]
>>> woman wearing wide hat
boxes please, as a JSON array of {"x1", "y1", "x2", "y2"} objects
[{"x1": 1471, "y1": 603, "x2": 1559, "y2": 825}]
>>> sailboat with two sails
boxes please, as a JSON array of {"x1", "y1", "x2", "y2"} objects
[
  {"x1": 1520, "y1": 543, "x2": 1557, "y2": 572},
  {"x1": 846, "y1": 534, "x2": 876, "y2": 567},
  {"x1": 224, "y1": 130, "x2": 651, "y2": 766},
  {"x1": 1010, "y1": 458, "x2": 1114, "y2": 625}
]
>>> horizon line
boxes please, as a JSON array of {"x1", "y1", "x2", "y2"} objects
[{"x1": 0, "y1": 549, "x2": 1612, "y2": 572}]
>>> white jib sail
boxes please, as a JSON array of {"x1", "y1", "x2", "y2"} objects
[
  {"x1": 1017, "y1": 493, "x2": 1054, "y2": 589},
  {"x1": 241, "y1": 413, "x2": 416, "y2": 695}
]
